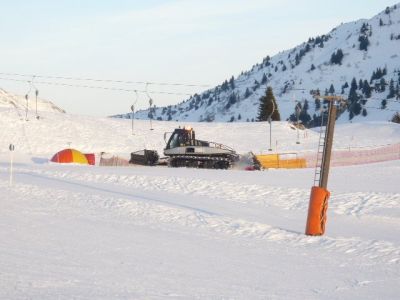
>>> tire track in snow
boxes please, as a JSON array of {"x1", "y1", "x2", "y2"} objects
[{"x1": 1, "y1": 178, "x2": 399, "y2": 265}]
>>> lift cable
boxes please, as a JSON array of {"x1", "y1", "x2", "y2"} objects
[
  {"x1": 0, "y1": 72, "x2": 211, "y2": 88},
  {"x1": 0, "y1": 77, "x2": 193, "y2": 96}
]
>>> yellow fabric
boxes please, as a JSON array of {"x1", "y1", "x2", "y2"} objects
[
  {"x1": 71, "y1": 149, "x2": 89, "y2": 164},
  {"x1": 256, "y1": 154, "x2": 306, "y2": 169}
]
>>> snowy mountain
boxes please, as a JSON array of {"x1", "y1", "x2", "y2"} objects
[
  {"x1": 0, "y1": 88, "x2": 65, "y2": 116},
  {"x1": 117, "y1": 3, "x2": 400, "y2": 125}
]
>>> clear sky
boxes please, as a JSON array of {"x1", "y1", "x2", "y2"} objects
[{"x1": 0, "y1": 0, "x2": 397, "y2": 116}]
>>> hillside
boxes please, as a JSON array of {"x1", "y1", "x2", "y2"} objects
[
  {"x1": 121, "y1": 3, "x2": 400, "y2": 125},
  {"x1": 0, "y1": 88, "x2": 65, "y2": 116}
]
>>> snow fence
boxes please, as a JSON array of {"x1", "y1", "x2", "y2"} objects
[{"x1": 303, "y1": 143, "x2": 400, "y2": 168}]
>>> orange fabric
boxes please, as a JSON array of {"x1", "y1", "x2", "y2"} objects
[
  {"x1": 51, "y1": 149, "x2": 88, "y2": 164},
  {"x1": 305, "y1": 186, "x2": 330, "y2": 236}
]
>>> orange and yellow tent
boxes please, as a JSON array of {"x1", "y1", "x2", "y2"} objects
[{"x1": 51, "y1": 149, "x2": 89, "y2": 164}]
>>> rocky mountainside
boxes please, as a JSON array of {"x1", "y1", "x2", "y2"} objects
[{"x1": 117, "y1": 3, "x2": 400, "y2": 126}]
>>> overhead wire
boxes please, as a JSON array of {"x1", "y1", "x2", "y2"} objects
[
  {"x1": 0, "y1": 73, "x2": 398, "y2": 114},
  {"x1": 0, "y1": 72, "x2": 211, "y2": 88},
  {"x1": 0, "y1": 76, "x2": 193, "y2": 96}
]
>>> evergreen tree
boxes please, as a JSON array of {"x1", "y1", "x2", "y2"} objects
[
  {"x1": 380, "y1": 78, "x2": 386, "y2": 92},
  {"x1": 391, "y1": 112, "x2": 400, "y2": 123},
  {"x1": 348, "y1": 77, "x2": 359, "y2": 117},
  {"x1": 388, "y1": 79, "x2": 396, "y2": 98},
  {"x1": 362, "y1": 80, "x2": 371, "y2": 98},
  {"x1": 353, "y1": 102, "x2": 362, "y2": 115},
  {"x1": 349, "y1": 110, "x2": 354, "y2": 121},
  {"x1": 362, "y1": 108, "x2": 368, "y2": 117},
  {"x1": 238, "y1": 114, "x2": 242, "y2": 120},
  {"x1": 315, "y1": 98, "x2": 321, "y2": 111},
  {"x1": 244, "y1": 88, "x2": 252, "y2": 98},
  {"x1": 350, "y1": 77, "x2": 358, "y2": 91},
  {"x1": 261, "y1": 73, "x2": 268, "y2": 84},
  {"x1": 381, "y1": 99, "x2": 387, "y2": 109},
  {"x1": 303, "y1": 99, "x2": 309, "y2": 111},
  {"x1": 221, "y1": 80, "x2": 229, "y2": 92},
  {"x1": 229, "y1": 76, "x2": 235, "y2": 89},
  {"x1": 359, "y1": 35, "x2": 370, "y2": 51},
  {"x1": 379, "y1": 18, "x2": 384, "y2": 26},
  {"x1": 358, "y1": 79, "x2": 364, "y2": 90},
  {"x1": 310, "y1": 64, "x2": 316, "y2": 71},
  {"x1": 330, "y1": 49, "x2": 344, "y2": 65},
  {"x1": 329, "y1": 84, "x2": 335, "y2": 95},
  {"x1": 257, "y1": 87, "x2": 281, "y2": 121}
]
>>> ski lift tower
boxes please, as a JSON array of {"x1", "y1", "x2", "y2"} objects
[{"x1": 305, "y1": 95, "x2": 345, "y2": 236}]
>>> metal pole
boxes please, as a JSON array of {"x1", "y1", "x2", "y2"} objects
[
  {"x1": 35, "y1": 89, "x2": 39, "y2": 119},
  {"x1": 268, "y1": 119, "x2": 272, "y2": 151},
  {"x1": 319, "y1": 101, "x2": 338, "y2": 189},
  {"x1": 296, "y1": 106, "x2": 300, "y2": 144},
  {"x1": 25, "y1": 94, "x2": 29, "y2": 121},
  {"x1": 149, "y1": 99, "x2": 154, "y2": 131},
  {"x1": 9, "y1": 144, "x2": 15, "y2": 186},
  {"x1": 131, "y1": 105, "x2": 135, "y2": 135},
  {"x1": 268, "y1": 100, "x2": 275, "y2": 151}
]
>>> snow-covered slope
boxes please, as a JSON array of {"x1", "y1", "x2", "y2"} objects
[
  {"x1": 0, "y1": 108, "x2": 399, "y2": 299},
  {"x1": 122, "y1": 3, "x2": 400, "y2": 125},
  {"x1": 0, "y1": 88, "x2": 65, "y2": 115},
  {"x1": 1, "y1": 107, "x2": 399, "y2": 156}
]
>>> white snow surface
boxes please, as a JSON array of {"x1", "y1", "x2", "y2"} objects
[{"x1": 0, "y1": 108, "x2": 400, "y2": 299}]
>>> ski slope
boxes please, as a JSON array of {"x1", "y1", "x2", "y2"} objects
[{"x1": 0, "y1": 108, "x2": 399, "y2": 299}]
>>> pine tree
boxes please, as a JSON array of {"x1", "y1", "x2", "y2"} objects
[
  {"x1": 229, "y1": 76, "x2": 235, "y2": 89},
  {"x1": 315, "y1": 98, "x2": 321, "y2": 111},
  {"x1": 257, "y1": 87, "x2": 280, "y2": 121},
  {"x1": 362, "y1": 108, "x2": 368, "y2": 117},
  {"x1": 359, "y1": 35, "x2": 370, "y2": 51},
  {"x1": 388, "y1": 79, "x2": 396, "y2": 98},
  {"x1": 391, "y1": 112, "x2": 400, "y2": 123},
  {"x1": 261, "y1": 73, "x2": 268, "y2": 84},
  {"x1": 350, "y1": 77, "x2": 358, "y2": 91},
  {"x1": 380, "y1": 78, "x2": 386, "y2": 92},
  {"x1": 379, "y1": 18, "x2": 384, "y2": 26},
  {"x1": 310, "y1": 64, "x2": 316, "y2": 71},
  {"x1": 303, "y1": 99, "x2": 309, "y2": 111},
  {"x1": 330, "y1": 49, "x2": 344, "y2": 65},
  {"x1": 349, "y1": 110, "x2": 354, "y2": 120},
  {"x1": 244, "y1": 88, "x2": 252, "y2": 98},
  {"x1": 358, "y1": 79, "x2": 364, "y2": 90},
  {"x1": 329, "y1": 84, "x2": 335, "y2": 95}
]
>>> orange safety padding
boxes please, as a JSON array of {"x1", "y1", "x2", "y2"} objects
[
  {"x1": 256, "y1": 154, "x2": 279, "y2": 168},
  {"x1": 305, "y1": 186, "x2": 330, "y2": 236},
  {"x1": 255, "y1": 155, "x2": 306, "y2": 169}
]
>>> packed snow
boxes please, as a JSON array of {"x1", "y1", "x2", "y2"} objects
[{"x1": 0, "y1": 106, "x2": 399, "y2": 299}]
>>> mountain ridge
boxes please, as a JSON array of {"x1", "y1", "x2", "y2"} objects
[{"x1": 115, "y1": 3, "x2": 400, "y2": 126}]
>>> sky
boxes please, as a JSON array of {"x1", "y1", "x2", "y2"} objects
[{"x1": 0, "y1": 0, "x2": 398, "y2": 116}]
